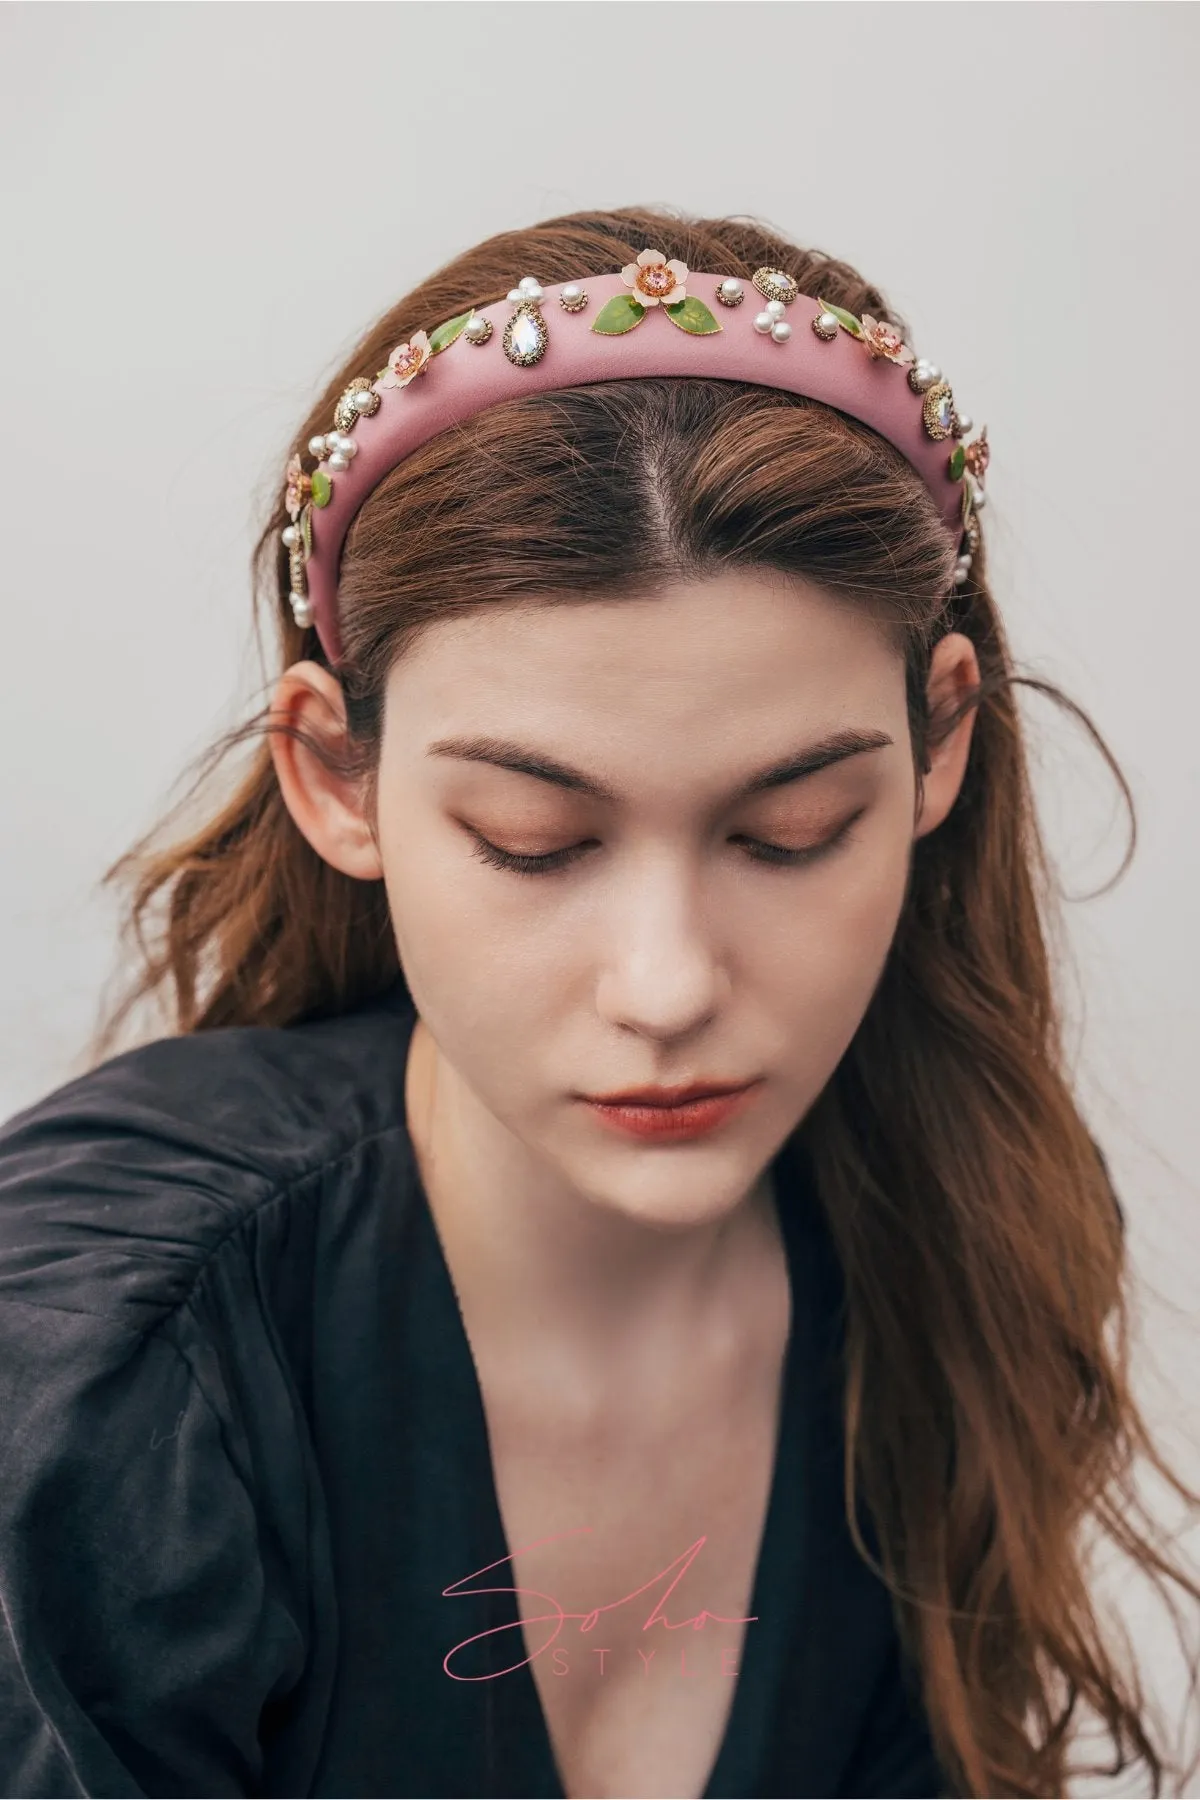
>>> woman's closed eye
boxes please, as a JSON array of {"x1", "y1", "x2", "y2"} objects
[{"x1": 465, "y1": 810, "x2": 866, "y2": 877}]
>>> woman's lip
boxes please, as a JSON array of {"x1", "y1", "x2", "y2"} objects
[
  {"x1": 582, "y1": 1080, "x2": 759, "y2": 1107},
  {"x1": 580, "y1": 1084, "x2": 762, "y2": 1141}
]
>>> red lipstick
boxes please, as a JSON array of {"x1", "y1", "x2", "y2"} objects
[{"x1": 579, "y1": 1078, "x2": 762, "y2": 1142}]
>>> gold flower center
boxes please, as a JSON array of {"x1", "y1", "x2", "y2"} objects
[{"x1": 638, "y1": 265, "x2": 676, "y2": 297}]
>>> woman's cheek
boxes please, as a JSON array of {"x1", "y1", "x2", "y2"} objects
[{"x1": 779, "y1": 821, "x2": 912, "y2": 1020}]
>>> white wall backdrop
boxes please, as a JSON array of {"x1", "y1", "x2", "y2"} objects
[{"x1": 1, "y1": 2, "x2": 1197, "y2": 1790}]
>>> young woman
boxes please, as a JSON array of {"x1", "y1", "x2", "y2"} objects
[{"x1": 0, "y1": 207, "x2": 1196, "y2": 1800}]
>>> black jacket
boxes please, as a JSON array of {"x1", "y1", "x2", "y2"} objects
[{"x1": 0, "y1": 980, "x2": 948, "y2": 1798}]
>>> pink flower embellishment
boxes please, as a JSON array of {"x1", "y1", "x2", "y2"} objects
[
  {"x1": 378, "y1": 330, "x2": 432, "y2": 389},
  {"x1": 860, "y1": 315, "x2": 916, "y2": 367},
  {"x1": 285, "y1": 452, "x2": 311, "y2": 522},
  {"x1": 620, "y1": 248, "x2": 689, "y2": 308},
  {"x1": 964, "y1": 425, "x2": 990, "y2": 483}
]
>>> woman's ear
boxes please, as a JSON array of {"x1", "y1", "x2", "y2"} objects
[
  {"x1": 268, "y1": 662, "x2": 385, "y2": 881},
  {"x1": 913, "y1": 631, "x2": 982, "y2": 840}
]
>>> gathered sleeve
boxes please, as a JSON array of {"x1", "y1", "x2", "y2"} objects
[
  {"x1": 0, "y1": 1297, "x2": 309, "y2": 1799},
  {"x1": 0, "y1": 1043, "x2": 315, "y2": 1800}
]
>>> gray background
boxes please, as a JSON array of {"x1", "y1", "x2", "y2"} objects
[{"x1": 1, "y1": 2, "x2": 1196, "y2": 1788}]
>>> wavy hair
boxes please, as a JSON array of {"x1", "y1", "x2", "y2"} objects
[{"x1": 83, "y1": 206, "x2": 1199, "y2": 1796}]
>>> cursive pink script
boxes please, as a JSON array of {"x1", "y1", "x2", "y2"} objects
[{"x1": 440, "y1": 1530, "x2": 757, "y2": 1682}]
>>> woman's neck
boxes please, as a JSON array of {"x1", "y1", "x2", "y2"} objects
[{"x1": 404, "y1": 1013, "x2": 784, "y2": 1424}]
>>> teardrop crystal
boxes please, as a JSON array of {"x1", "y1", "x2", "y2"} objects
[{"x1": 504, "y1": 307, "x2": 548, "y2": 367}]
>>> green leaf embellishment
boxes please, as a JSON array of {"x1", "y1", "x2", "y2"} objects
[
  {"x1": 664, "y1": 296, "x2": 722, "y2": 335},
  {"x1": 310, "y1": 469, "x2": 332, "y2": 509},
  {"x1": 300, "y1": 502, "x2": 313, "y2": 557},
  {"x1": 591, "y1": 294, "x2": 647, "y2": 335},
  {"x1": 948, "y1": 445, "x2": 966, "y2": 481},
  {"x1": 816, "y1": 297, "x2": 863, "y2": 338},
  {"x1": 428, "y1": 310, "x2": 473, "y2": 355}
]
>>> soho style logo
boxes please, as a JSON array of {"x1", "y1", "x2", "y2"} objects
[{"x1": 439, "y1": 1529, "x2": 757, "y2": 1682}]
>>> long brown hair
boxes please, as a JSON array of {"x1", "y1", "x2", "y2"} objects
[{"x1": 83, "y1": 206, "x2": 1199, "y2": 1796}]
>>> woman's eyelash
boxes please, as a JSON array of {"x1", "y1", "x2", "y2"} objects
[{"x1": 467, "y1": 813, "x2": 864, "y2": 878}]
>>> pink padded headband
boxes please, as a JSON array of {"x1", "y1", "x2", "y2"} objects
[{"x1": 281, "y1": 255, "x2": 990, "y2": 669}]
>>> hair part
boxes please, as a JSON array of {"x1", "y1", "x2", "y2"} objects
[{"x1": 84, "y1": 204, "x2": 1199, "y2": 1796}]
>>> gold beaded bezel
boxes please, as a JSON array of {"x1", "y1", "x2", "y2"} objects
[
  {"x1": 288, "y1": 535, "x2": 306, "y2": 598},
  {"x1": 464, "y1": 316, "x2": 494, "y2": 345},
  {"x1": 333, "y1": 377, "x2": 382, "y2": 435},
  {"x1": 751, "y1": 267, "x2": 798, "y2": 306},
  {"x1": 502, "y1": 302, "x2": 549, "y2": 367},
  {"x1": 922, "y1": 380, "x2": 956, "y2": 441},
  {"x1": 811, "y1": 310, "x2": 838, "y2": 342},
  {"x1": 714, "y1": 280, "x2": 746, "y2": 308},
  {"x1": 558, "y1": 287, "x2": 589, "y2": 313}
]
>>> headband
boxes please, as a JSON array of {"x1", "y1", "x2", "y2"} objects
[{"x1": 281, "y1": 253, "x2": 990, "y2": 669}]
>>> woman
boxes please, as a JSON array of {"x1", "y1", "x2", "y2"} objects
[{"x1": 0, "y1": 207, "x2": 1196, "y2": 1799}]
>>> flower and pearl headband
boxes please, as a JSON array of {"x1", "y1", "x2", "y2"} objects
[{"x1": 281, "y1": 253, "x2": 990, "y2": 668}]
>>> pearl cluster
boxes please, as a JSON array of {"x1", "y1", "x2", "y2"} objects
[
  {"x1": 714, "y1": 269, "x2": 799, "y2": 343},
  {"x1": 753, "y1": 299, "x2": 792, "y2": 344},
  {"x1": 308, "y1": 429, "x2": 359, "y2": 474},
  {"x1": 507, "y1": 275, "x2": 544, "y2": 307}
]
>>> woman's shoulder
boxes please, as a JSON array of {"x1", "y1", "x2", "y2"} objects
[{"x1": 0, "y1": 979, "x2": 419, "y2": 1334}]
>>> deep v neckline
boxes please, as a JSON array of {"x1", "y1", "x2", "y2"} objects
[{"x1": 408, "y1": 1113, "x2": 811, "y2": 1800}]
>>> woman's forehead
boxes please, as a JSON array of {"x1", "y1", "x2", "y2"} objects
[{"x1": 387, "y1": 571, "x2": 901, "y2": 698}]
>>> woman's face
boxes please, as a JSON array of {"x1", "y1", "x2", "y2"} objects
[{"x1": 276, "y1": 568, "x2": 977, "y2": 1229}]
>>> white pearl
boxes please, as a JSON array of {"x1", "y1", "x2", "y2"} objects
[
  {"x1": 720, "y1": 279, "x2": 743, "y2": 299},
  {"x1": 519, "y1": 276, "x2": 541, "y2": 294},
  {"x1": 766, "y1": 299, "x2": 786, "y2": 319},
  {"x1": 465, "y1": 317, "x2": 487, "y2": 339},
  {"x1": 753, "y1": 310, "x2": 774, "y2": 334},
  {"x1": 771, "y1": 321, "x2": 792, "y2": 343},
  {"x1": 956, "y1": 413, "x2": 973, "y2": 436},
  {"x1": 953, "y1": 567, "x2": 969, "y2": 586},
  {"x1": 290, "y1": 591, "x2": 312, "y2": 621},
  {"x1": 334, "y1": 434, "x2": 357, "y2": 459},
  {"x1": 924, "y1": 364, "x2": 941, "y2": 382},
  {"x1": 352, "y1": 389, "x2": 375, "y2": 413},
  {"x1": 969, "y1": 477, "x2": 987, "y2": 510},
  {"x1": 818, "y1": 312, "x2": 838, "y2": 332},
  {"x1": 507, "y1": 287, "x2": 523, "y2": 304},
  {"x1": 281, "y1": 525, "x2": 298, "y2": 548},
  {"x1": 308, "y1": 434, "x2": 327, "y2": 458},
  {"x1": 561, "y1": 284, "x2": 581, "y2": 302},
  {"x1": 327, "y1": 451, "x2": 348, "y2": 472}
]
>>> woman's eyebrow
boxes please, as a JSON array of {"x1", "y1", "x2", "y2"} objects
[{"x1": 425, "y1": 727, "x2": 894, "y2": 803}]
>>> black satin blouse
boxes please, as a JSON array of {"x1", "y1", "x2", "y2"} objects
[{"x1": 0, "y1": 980, "x2": 948, "y2": 1798}]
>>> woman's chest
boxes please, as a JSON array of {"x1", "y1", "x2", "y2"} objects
[{"x1": 484, "y1": 1370, "x2": 787, "y2": 1800}]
